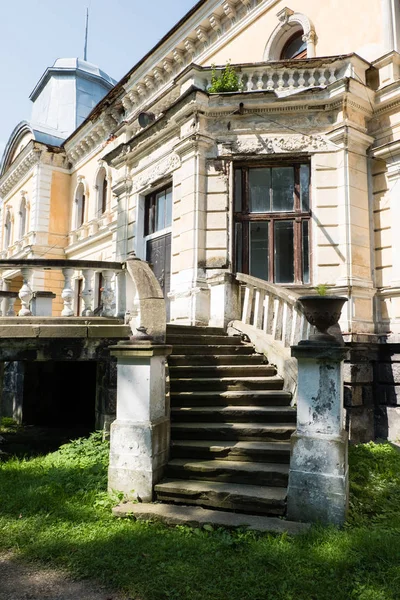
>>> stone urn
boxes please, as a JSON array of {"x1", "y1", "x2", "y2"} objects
[{"x1": 297, "y1": 295, "x2": 348, "y2": 343}]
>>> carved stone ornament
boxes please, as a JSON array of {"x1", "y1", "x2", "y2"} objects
[
  {"x1": 218, "y1": 134, "x2": 334, "y2": 156},
  {"x1": 131, "y1": 154, "x2": 181, "y2": 193}
]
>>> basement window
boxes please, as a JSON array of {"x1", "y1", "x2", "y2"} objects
[{"x1": 234, "y1": 163, "x2": 311, "y2": 285}]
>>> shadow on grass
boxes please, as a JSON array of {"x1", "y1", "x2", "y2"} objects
[{"x1": 0, "y1": 439, "x2": 400, "y2": 600}]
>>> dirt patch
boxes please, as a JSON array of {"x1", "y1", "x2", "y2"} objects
[{"x1": 0, "y1": 552, "x2": 130, "y2": 600}]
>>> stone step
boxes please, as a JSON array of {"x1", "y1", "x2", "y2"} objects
[
  {"x1": 167, "y1": 335, "x2": 242, "y2": 346},
  {"x1": 170, "y1": 376, "x2": 284, "y2": 392},
  {"x1": 171, "y1": 406, "x2": 297, "y2": 423},
  {"x1": 154, "y1": 479, "x2": 287, "y2": 515},
  {"x1": 171, "y1": 422, "x2": 296, "y2": 441},
  {"x1": 169, "y1": 344, "x2": 255, "y2": 356},
  {"x1": 167, "y1": 325, "x2": 225, "y2": 336},
  {"x1": 113, "y1": 503, "x2": 310, "y2": 535},
  {"x1": 170, "y1": 390, "x2": 292, "y2": 407},
  {"x1": 168, "y1": 354, "x2": 267, "y2": 366},
  {"x1": 171, "y1": 440, "x2": 291, "y2": 463},
  {"x1": 169, "y1": 365, "x2": 277, "y2": 378},
  {"x1": 166, "y1": 458, "x2": 289, "y2": 486}
]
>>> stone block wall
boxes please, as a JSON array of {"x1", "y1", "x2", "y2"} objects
[{"x1": 344, "y1": 342, "x2": 400, "y2": 443}]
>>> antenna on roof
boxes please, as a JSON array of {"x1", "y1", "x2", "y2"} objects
[{"x1": 84, "y1": 7, "x2": 89, "y2": 61}]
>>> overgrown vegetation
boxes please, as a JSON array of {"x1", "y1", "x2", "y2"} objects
[
  {"x1": 208, "y1": 62, "x2": 241, "y2": 93},
  {"x1": 1, "y1": 433, "x2": 400, "y2": 599},
  {"x1": 0, "y1": 416, "x2": 20, "y2": 432}
]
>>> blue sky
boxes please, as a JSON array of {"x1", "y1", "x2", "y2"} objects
[{"x1": 0, "y1": 0, "x2": 198, "y2": 156}]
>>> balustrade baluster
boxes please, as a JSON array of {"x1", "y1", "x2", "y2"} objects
[
  {"x1": 298, "y1": 69, "x2": 305, "y2": 88},
  {"x1": 308, "y1": 69, "x2": 316, "y2": 87},
  {"x1": 81, "y1": 269, "x2": 94, "y2": 316},
  {"x1": 266, "y1": 70, "x2": 274, "y2": 90},
  {"x1": 256, "y1": 72, "x2": 264, "y2": 90},
  {"x1": 263, "y1": 294, "x2": 269, "y2": 333},
  {"x1": 246, "y1": 72, "x2": 254, "y2": 92},
  {"x1": 253, "y1": 289, "x2": 265, "y2": 329},
  {"x1": 101, "y1": 271, "x2": 115, "y2": 317},
  {"x1": 61, "y1": 268, "x2": 75, "y2": 317},
  {"x1": 242, "y1": 286, "x2": 254, "y2": 324},
  {"x1": 281, "y1": 302, "x2": 290, "y2": 345},
  {"x1": 7, "y1": 296, "x2": 16, "y2": 317},
  {"x1": 329, "y1": 67, "x2": 337, "y2": 84},
  {"x1": 290, "y1": 309, "x2": 300, "y2": 346},
  {"x1": 318, "y1": 69, "x2": 327, "y2": 86},
  {"x1": 287, "y1": 69, "x2": 295, "y2": 90},
  {"x1": 271, "y1": 298, "x2": 282, "y2": 339},
  {"x1": 277, "y1": 70, "x2": 285, "y2": 91},
  {"x1": 18, "y1": 268, "x2": 33, "y2": 316}
]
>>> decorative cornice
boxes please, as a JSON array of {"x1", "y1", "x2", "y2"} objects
[
  {"x1": 130, "y1": 153, "x2": 181, "y2": 193},
  {"x1": 0, "y1": 145, "x2": 42, "y2": 198},
  {"x1": 217, "y1": 133, "x2": 337, "y2": 156}
]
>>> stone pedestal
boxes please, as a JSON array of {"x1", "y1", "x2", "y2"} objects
[
  {"x1": 31, "y1": 291, "x2": 56, "y2": 317},
  {"x1": 108, "y1": 344, "x2": 172, "y2": 502},
  {"x1": 287, "y1": 343, "x2": 349, "y2": 526},
  {"x1": 208, "y1": 273, "x2": 240, "y2": 329}
]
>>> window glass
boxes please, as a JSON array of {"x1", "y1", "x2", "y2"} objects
[
  {"x1": 250, "y1": 222, "x2": 269, "y2": 281},
  {"x1": 281, "y1": 32, "x2": 307, "y2": 60},
  {"x1": 302, "y1": 220, "x2": 310, "y2": 284},
  {"x1": 274, "y1": 221, "x2": 294, "y2": 283},
  {"x1": 272, "y1": 167, "x2": 294, "y2": 212},
  {"x1": 235, "y1": 169, "x2": 242, "y2": 212},
  {"x1": 249, "y1": 168, "x2": 271, "y2": 213},
  {"x1": 156, "y1": 190, "x2": 166, "y2": 232},
  {"x1": 235, "y1": 223, "x2": 243, "y2": 273},
  {"x1": 165, "y1": 188, "x2": 172, "y2": 227},
  {"x1": 300, "y1": 164, "x2": 310, "y2": 212}
]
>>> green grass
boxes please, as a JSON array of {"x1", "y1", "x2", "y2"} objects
[{"x1": 1, "y1": 433, "x2": 400, "y2": 600}]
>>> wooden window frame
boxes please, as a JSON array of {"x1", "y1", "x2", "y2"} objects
[
  {"x1": 144, "y1": 184, "x2": 172, "y2": 236},
  {"x1": 281, "y1": 31, "x2": 308, "y2": 60},
  {"x1": 234, "y1": 161, "x2": 311, "y2": 286}
]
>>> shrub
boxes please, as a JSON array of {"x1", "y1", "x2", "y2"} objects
[{"x1": 208, "y1": 62, "x2": 241, "y2": 93}]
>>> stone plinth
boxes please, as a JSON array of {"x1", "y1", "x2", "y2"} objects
[
  {"x1": 287, "y1": 343, "x2": 349, "y2": 526},
  {"x1": 31, "y1": 291, "x2": 56, "y2": 317},
  {"x1": 108, "y1": 343, "x2": 172, "y2": 502}
]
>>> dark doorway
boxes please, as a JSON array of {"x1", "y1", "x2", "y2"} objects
[
  {"x1": 147, "y1": 233, "x2": 172, "y2": 321},
  {"x1": 23, "y1": 361, "x2": 97, "y2": 430}
]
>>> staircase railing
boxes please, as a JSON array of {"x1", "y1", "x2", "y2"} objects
[{"x1": 230, "y1": 273, "x2": 311, "y2": 395}]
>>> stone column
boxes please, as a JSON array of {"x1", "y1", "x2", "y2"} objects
[
  {"x1": 108, "y1": 343, "x2": 172, "y2": 502},
  {"x1": 287, "y1": 343, "x2": 349, "y2": 526}
]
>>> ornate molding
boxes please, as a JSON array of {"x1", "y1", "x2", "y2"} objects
[
  {"x1": 0, "y1": 147, "x2": 41, "y2": 198},
  {"x1": 131, "y1": 153, "x2": 181, "y2": 193},
  {"x1": 217, "y1": 134, "x2": 336, "y2": 156}
]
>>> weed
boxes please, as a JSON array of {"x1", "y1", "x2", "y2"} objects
[{"x1": 208, "y1": 62, "x2": 241, "y2": 93}]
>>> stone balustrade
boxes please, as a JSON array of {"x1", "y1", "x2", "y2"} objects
[
  {"x1": 180, "y1": 54, "x2": 368, "y2": 97},
  {"x1": 235, "y1": 272, "x2": 310, "y2": 350},
  {"x1": 0, "y1": 259, "x2": 124, "y2": 318}
]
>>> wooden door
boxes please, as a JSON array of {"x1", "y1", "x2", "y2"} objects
[{"x1": 146, "y1": 233, "x2": 171, "y2": 320}]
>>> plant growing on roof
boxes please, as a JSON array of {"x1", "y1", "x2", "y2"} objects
[{"x1": 208, "y1": 61, "x2": 241, "y2": 93}]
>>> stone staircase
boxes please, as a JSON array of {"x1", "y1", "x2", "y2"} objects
[{"x1": 154, "y1": 324, "x2": 296, "y2": 516}]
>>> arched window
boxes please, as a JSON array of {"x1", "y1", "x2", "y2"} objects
[
  {"x1": 19, "y1": 197, "x2": 27, "y2": 239},
  {"x1": 96, "y1": 168, "x2": 108, "y2": 216},
  {"x1": 280, "y1": 31, "x2": 307, "y2": 60},
  {"x1": 4, "y1": 211, "x2": 12, "y2": 249},
  {"x1": 75, "y1": 183, "x2": 86, "y2": 229},
  {"x1": 264, "y1": 8, "x2": 316, "y2": 61}
]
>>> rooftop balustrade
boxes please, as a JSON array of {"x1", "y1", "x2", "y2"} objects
[{"x1": 179, "y1": 54, "x2": 370, "y2": 98}]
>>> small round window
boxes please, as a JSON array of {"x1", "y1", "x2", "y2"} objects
[{"x1": 281, "y1": 31, "x2": 307, "y2": 60}]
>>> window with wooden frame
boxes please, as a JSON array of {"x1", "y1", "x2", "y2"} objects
[
  {"x1": 234, "y1": 163, "x2": 311, "y2": 285},
  {"x1": 144, "y1": 185, "x2": 172, "y2": 236},
  {"x1": 280, "y1": 31, "x2": 307, "y2": 60}
]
